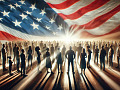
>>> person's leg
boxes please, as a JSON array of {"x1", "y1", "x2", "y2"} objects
[
  {"x1": 71, "y1": 61, "x2": 74, "y2": 73},
  {"x1": 58, "y1": 63, "x2": 59, "y2": 73},
  {"x1": 68, "y1": 61, "x2": 70, "y2": 73},
  {"x1": 23, "y1": 65, "x2": 25, "y2": 76},
  {"x1": 60, "y1": 64, "x2": 62, "y2": 72},
  {"x1": 97, "y1": 54, "x2": 98, "y2": 65},
  {"x1": 103, "y1": 59, "x2": 105, "y2": 70}
]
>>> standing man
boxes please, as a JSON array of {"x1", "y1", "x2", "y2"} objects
[
  {"x1": 87, "y1": 46, "x2": 92, "y2": 68},
  {"x1": 77, "y1": 44, "x2": 83, "y2": 61},
  {"x1": 109, "y1": 45, "x2": 114, "y2": 67},
  {"x1": 65, "y1": 46, "x2": 75, "y2": 74},
  {"x1": 94, "y1": 46, "x2": 99, "y2": 65},
  {"x1": 104, "y1": 44, "x2": 109, "y2": 64},
  {"x1": 61, "y1": 45, "x2": 66, "y2": 64},
  {"x1": 100, "y1": 46, "x2": 106, "y2": 70},
  {"x1": 13, "y1": 43, "x2": 17, "y2": 66},
  {"x1": 20, "y1": 49, "x2": 26, "y2": 76},
  {"x1": 2, "y1": 44, "x2": 7, "y2": 71},
  {"x1": 116, "y1": 44, "x2": 120, "y2": 68},
  {"x1": 56, "y1": 48, "x2": 62, "y2": 73}
]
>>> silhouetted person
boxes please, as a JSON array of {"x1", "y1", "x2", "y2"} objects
[
  {"x1": 94, "y1": 46, "x2": 99, "y2": 65},
  {"x1": 56, "y1": 48, "x2": 62, "y2": 73},
  {"x1": 2, "y1": 44, "x2": 7, "y2": 71},
  {"x1": 9, "y1": 42, "x2": 12, "y2": 56},
  {"x1": 65, "y1": 46, "x2": 75, "y2": 74},
  {"x1": 109, "y1": 45, "x2": 114, "y2": 67},
  {"x1": 80, "y1": 48, "x2": 87, "y2": 74},
  {"x1": 77, "y1": 44, "x2": 82, "y2": 61},
  {"x1": 87, "y1": 46, "x2": 92, "y2": 68},
  {"x1": 61, "y1": 45, "x2": 66, "y2": 64},
  {"x1": 35, "y1": 46, "x2": 41, "y2": 71},
  {"x1": 104, "y1": 44, "x2": 109, "y2": 64},
  {"x1": 50, "y1": 44, "x2": 54, "y2": 55},
  {"x1": 93, "y1": 42, "x2": 95, "y2": 57},
  {"x1": 55, "y1": 43, "x2": 59, "y2": 51},
  {"x1": 13, "y1": 43, "x2": 17, "y2": 66},
  {"x1": 45, "y1": 48, "x2": 53, "y2": 73},
  {"x1": 32, "y1": 42, "x2": 35, "y2": 59},
  {"x1": 116, "y1": 44, "x2": 120, "y2": 68},
  {"x1": 8, "y1": 56, "x2": 13, "y2": 75},
  {"x1": 20, "y1": 49, "x2": 26, "y2": 76},
  {"x1": 28, "y1": 46, "x2": 32, "y2": 68},
  {"x1": 16, "y1": 47, "x2": 20, "y2": 72},
  {"x1": 100, "y1": 46, "x2": 106, "y2": 70}
]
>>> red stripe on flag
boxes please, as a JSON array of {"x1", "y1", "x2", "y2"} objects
[
  {"x1": 47, "y1": 0, "x2": 79, "y2": 9},
  {"x1": 0, "y1": 31, "x2": 24, "y2": 41},
  {"x1": 57, "y1": 0, "x2": 110, "y2": 20},
  {"x1": 71, "y1": 5, "x2": 120, "y2": 30},
  {"x1": 79, "y1": 25, "x2": 120, "y2": 38}
]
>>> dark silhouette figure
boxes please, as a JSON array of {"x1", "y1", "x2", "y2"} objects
[
  {"x1": 2, "y1": 44, "x2": 7, "y2": 71},
  {"x1": 13, "y1": 43, "x2": 17, "y2": 66},
  {"x1": 116, "y1": 44, "x2": 120, "y2": 68},
  {"x1": 94, "y1": 46, "x2": 99, "y2": 65},
  {"x1": 100, "y1": 46, "x2": 106, "y2": 70},
  {"x1": 109, "y1": 45, "x2": 114, "y2": 67},
  {"x1": 61, "y1": 45, "x2": 66, "y2": 64},
  {"x1": 65, "y1": 46, "x2": 75, "y2": 74},
  {"x1": 104, "y1": 44, "x2": 109, "y2": 64},
  {"x1": 77, "y1": 44, "x2": 82, "y2": 61},
  {"x1": 8, "y1": 56, "x2": 13, "y2": 75},
  {"x1": 56, "y1": 48, "x2": 62, "y2": 73},
  {"x1": 80, "y1": 48, "x2": 87, "y2": 74},
  {"x1": 16, "y1": 47, "x2": 20, "y2": 72},
  {"x1": 87, "y1": 46, "x2": 92, "y2": 68},
  {"x1": 35, "y1": 46, "x2": 41, "y2": 71},
  {"x1": 55, "y1": 43, "x2": 59, "y2": 51},
  {"x1": 50, "y1": 44, "x2": 54, "y2": 55},
  {"x1": 28, "y1": 46, "x2": 32, "y2": 68},
  {"x1": 45, "y1": 48, "x2": 53, "y2": 73},
  {"x1": 20, "y1": 49, "x2": 26, "y2": 76}
]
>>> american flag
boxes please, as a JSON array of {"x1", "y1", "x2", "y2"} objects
[{"x1": 0, "y1": 0, "x2": 120, "y2": 41}]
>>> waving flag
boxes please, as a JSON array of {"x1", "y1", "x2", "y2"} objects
[{"x1": 0, "y1": 0, "x2": 120, "y2": 41}]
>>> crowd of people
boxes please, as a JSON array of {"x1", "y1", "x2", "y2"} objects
[{"x1": 0, "y1": 40, "x2": 119, "y2": 76}]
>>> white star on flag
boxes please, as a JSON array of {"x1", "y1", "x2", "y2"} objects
[
  {"x1": 49, "y1": 18, "x2": 55, "y2": 24},
  {"x1": 8, "y1": 4, "x2": 15, "y2": 10},
  {"x1": 0, "y1": 18, "x2": 3, "y2": 21},
  {"x1": 45, "y1": 26, "x2": 51, "y2": 30},
  {"x1": 1, "y1": 10, "x2": 10, "y2": 17},
  {"x1": 31, "y1": 22, "x2": 39, "y2": 30},
  {"x1": 40, "y1": 8, "x2": 46, "y2": 16},
  {"x1": 14, "y1": 3, "x2": 21, "y2": 8},
  {"x1": 36, "y1": 18, "x2": 42, "y2": 22},
  {"x1": 26, "y1": 11, "x2": 32, "y2": 15},
  {"x1": 30, "y1": 4, "x2": 36, "y2": 11},
  {"x1": 19, "y1": 0, "x2": 25, "y2": 4},
  {"x1": 58, "y1": 24, "x2": 63, "y2": 31},
  {"x1": 13, "y1": 20, "x2": 21, "y2": 27},
  {"x1": 20, "y1": 13, "x2": 27, "y2": 20}
]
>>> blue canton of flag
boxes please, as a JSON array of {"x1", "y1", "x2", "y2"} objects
[{"x1": 0, "y1": 0, "x2": 68, "y2": 40}]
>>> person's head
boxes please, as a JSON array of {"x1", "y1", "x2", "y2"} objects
[
  {"x1": 87, "y1": 46, "x2": 90, "y2": 49},
  {"x1": 3, "y1": 44, "x2": 5, "y2": 48},
  {"x1": 102, "y1": 46, "x2": 104, "y2": 49},
  {"x1": 15, "y1": 43, "x2": 17, "y2": 47},
  {"x1": 29, "y1": 46, "x2": 31, "y2": 50},
  {"x1": 110, "y1": 45, "x2": 112, "y2": 48},
  {"x1": 82, "y1": 48, "x2": 85, "y2": 53},
  {"x1": 51, "y1": 44, "x2": 53, "y2": 47},
  {"x1": 79, "y1": 44, "x2": 81, "y2": 46},
  {"x1": 70, "y1": 46, "x2": 72, "y2": 50},
  {"x1": 21, "y1": 49, "x2": 24, "y2": 53},
  {"x1": 58, "y1": 48, "x2": 60, "y2": 51},
  {"x1": 46, "y1": 48, "x2": 49, "y2": 51},
  {"x1": 105, "y1": 44, "x2": 107, "y2": 47}
]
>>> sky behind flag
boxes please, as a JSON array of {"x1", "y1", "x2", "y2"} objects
[{"x1": 0, "y1": 0, "x2": 120, "y2": 41}]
